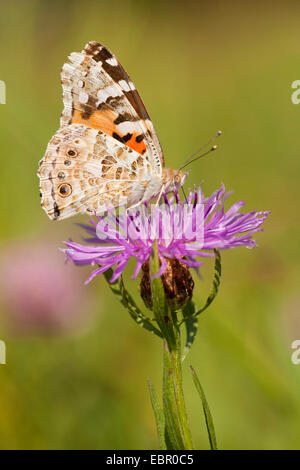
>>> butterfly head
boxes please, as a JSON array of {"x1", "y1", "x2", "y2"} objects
[{"x1": 163, "y1": 168, "x2": 188, "y2": 194}]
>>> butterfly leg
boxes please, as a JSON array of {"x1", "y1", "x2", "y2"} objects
[
  {"x1": 155, "y1": 185, "x2": 165, "y2": 207},
  {"x1": 126, "y1": 202, "x2": 143, "y2": 214}
]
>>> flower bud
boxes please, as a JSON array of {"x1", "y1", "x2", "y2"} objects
[{"x1": 140, "y1": 258, "x2": 194, "y2": 311}]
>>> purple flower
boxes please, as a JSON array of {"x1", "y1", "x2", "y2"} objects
[
  {"x1": 64, "y1": 183, "x2": 270, "y2": 284},
  {"x1": 0, "y1": 240, "x2": 95, "y2": 334}
]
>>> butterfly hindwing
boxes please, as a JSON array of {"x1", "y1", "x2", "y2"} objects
[{"x1": 38, "y1": 124, "x2": 154, "y2": 220}]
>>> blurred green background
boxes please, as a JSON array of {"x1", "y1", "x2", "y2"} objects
[{"x1": 0, "y1": 0, "x2": 299, "y2": 449}]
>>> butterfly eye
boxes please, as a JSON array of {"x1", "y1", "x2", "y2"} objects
[
  {"x1": 174, "y1": 174, "x2": 181, "y2": 185},
  {"x1": 58, "y1": 183, "x2": 72, "y2": 197},
  {"x1": 66, "y1": 149, "x2": 77, "y2": 157}
]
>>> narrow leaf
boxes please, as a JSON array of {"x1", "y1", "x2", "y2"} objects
[
  {"x1": 103, "y1": 268, "x2": 162, "y2": 338},
  {"x1": 182, "y1": 301, "x2": 199, "y2": 361},
  {"x1": 147, "y1": 380, "x2": 167, "y2": 450},
  {"x1": 190, "y1": 365, "x2": 218, "y2": 450},
  {"x1": 180, "y1": 249, "x2": 222, "y2": 324},
  {"x1": 195, "y1": 249, "x2": 221, "y2": 316}
]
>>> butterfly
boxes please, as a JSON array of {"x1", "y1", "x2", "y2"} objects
[{"x1": 38, "y1": 41, "x2": 188, "y2": 220}]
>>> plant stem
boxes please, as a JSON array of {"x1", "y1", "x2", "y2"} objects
[
  {"x1": 165, "y1": 325, "x2": 194, "y2": 450},
  {"x1": 150, "y1": 242, "x2": 193, "y2": 450}
]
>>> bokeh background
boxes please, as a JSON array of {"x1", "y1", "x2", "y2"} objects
[{"x1": 0, "y1": 0, "x2": 299, "y2": 449}]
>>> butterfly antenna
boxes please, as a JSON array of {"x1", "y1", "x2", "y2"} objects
[
  {"x1": 179, "y1": 145, "x2": 218, "y2": 171},
  {"x1": 181, "y1": 186, "x2": 188, "y2": 203},
  {"x1": 179, "y1": 130, "x2": 222, "y2": 171}
]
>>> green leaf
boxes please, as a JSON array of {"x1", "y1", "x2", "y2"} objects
[
  {"x1": 180, "y1": 249, "x2": 222, "y2": 324},
  {"x1": 190, "y1": 365, "x2": 218, "y2": 450},
  {"x1": 195, "y1": 248, "x2": 221, "y2": 316},
  {"x1": 182, "y1": 301, "x2": 199, "y2": 361},
  {"x1": 147, "y1": 380, "x2": 167, "y2": 450},
  {"x1": 103, "y1": 268, "x2": 162, "y2": 338}
]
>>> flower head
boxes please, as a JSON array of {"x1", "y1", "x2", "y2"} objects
[
  {"x1": 64, "y1": 183, "x2": 270, "y2": 284},
  {"x1": 0, "y1": 240, "x2": 94, "y2": 334}
]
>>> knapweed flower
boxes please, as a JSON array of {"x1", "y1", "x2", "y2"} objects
[
  {"x1": 0, "y1": 240, "x2": 94, "y2": 334},
  {"x1": 64, "y1": 183, "x2": 270, "y2": 305}
]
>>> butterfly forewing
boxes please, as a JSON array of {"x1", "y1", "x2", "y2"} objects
[{"x1": 61, "y1": 41, "x2": 164, "y2": 169}]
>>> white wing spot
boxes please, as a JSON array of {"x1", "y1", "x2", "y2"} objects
[
  {"x1": 117, "y1": 121, "x2": 144, "y2": 134},
  {"x1": 98, "y1": 86, "x2": 122, "y2": 100},
  {"x1": 78, "y1": 91, "x2": 89, "y2": 104},
  {"x1": 106, "y1": 57, "x2": 118, "y2": 66},
  {"x1": 96, "y1": 86, "x2": 123, "y2": 107},
  {"x1": 119, "y1": 80, "x2": 131, "y2": 92}
]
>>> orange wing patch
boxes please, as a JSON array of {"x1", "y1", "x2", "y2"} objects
[
  {"x1": 72, "y1": 109, "x2": 147, "y2": 155},
  {"x1": 119, "y1": 132, "x2": 147, "y2": 155},
  {"x1": 72, "y1": 109, "x2": 115, "y2": 134}
]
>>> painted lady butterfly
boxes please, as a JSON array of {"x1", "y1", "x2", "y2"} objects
[{"x1": 38, "y1": 41, "x2": 187, "y2": 220}]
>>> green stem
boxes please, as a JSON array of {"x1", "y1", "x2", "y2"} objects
[
  {"x1": 166, "y1": 329, "x2": 194, "y2": 450},
  {"x1": 150, "y1": 243, "x2": 193, "y2": 450}
]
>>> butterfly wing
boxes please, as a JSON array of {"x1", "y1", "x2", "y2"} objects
[
  {"x1": 38, "y1": 124, "x2": 155, "y2": 220},
  {"x1": 61, "y1": 41, "x2": 164, "y2": 174},
  {"x1": 38, "y1": 41, "x2": 165, "y2": 220}
]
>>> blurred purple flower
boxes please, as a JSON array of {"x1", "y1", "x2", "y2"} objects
[
  {"x1": 0, "y1": 241, "x2": 94, "y2": 334},
  {"x1": 64, "y1": 183, "x2": 270, "y2": 284}
]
